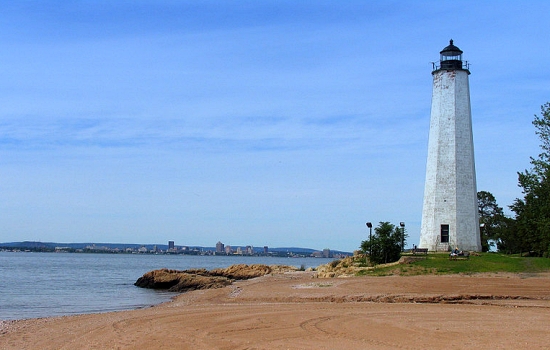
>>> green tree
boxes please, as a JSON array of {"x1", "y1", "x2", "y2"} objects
[
  {"x1": 495, "y1": 216, "x2": 521, "y2": 254},
  {"x1": 360, "y1": 222, "x2": 405, "y2": 265},
  {"x1": 511, "y1": 103, "x2": 550, "y2": 257},
  {"x1": 478, "y1": 191, "x2": 505, "y2": 252}
]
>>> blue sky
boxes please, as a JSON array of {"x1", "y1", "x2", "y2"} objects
[{"x1": 1, "y1": 1, "x2": 549, "y2": 252}]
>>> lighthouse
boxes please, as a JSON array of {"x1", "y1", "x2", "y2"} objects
[{"x1": 419, "y1": 40, "x2": 482, "y2": 252}]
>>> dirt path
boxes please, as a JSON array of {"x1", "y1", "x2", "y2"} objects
[{"x1": 2, "y1": 273, "x2": 549, "y2": 349}]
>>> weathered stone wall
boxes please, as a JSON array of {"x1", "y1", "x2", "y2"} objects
[{"x1": 420, "y1": 69, "x2": 481, "y2": 252}]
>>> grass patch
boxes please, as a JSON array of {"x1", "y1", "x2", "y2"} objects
[{"x1": 357, "y1": 253, "x2": 550, "y2": 276}]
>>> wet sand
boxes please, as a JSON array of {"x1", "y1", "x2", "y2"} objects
[{"x1": 1, "y1": 272, "x2": 549, "y2": 349}]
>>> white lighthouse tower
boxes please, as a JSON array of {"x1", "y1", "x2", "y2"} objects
[{"x1": 419, "y1": 40, "x2": 482, "y2": 252}]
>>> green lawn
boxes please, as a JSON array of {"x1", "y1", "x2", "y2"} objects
[{"x1": 358, "y1": 253, "x2": 550, "y2": 276}]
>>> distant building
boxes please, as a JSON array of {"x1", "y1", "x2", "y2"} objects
[
  {"x1": 263, "y1": 246, "x2": 268, "y2": 254},
  {"x1": 168, "y1": 241, "x2": 175, "y2": 250},
  {"x1": 322, "y1": 249, "x2": 331, "y2": 258},
  {"x1": 225, "y1": 245, "x2": 232, "y2": 254},
  {"x1": 311, "y1": 251, "x2": 323, "y2": 258},
  {"x1": 236, "y1": 247, "x2": 243, "y2": 255},
  {"x1": 216, "y1": 241, "x2": 225, "y2": 253},
  {"x1": 245, "y1": 245, "x2": 253, "y2": 255}
]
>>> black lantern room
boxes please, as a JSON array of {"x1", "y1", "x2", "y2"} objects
[{"x1": 439, "y1": 39, "x2": 465, "y2": 70}]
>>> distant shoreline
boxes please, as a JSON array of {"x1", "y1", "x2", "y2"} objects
[
  {"x1": 0, "y1": 248, "x2": 347, "y2": 259},
  {"x1": 0, "y1": 241, "x2": 352, "y2": 258}
]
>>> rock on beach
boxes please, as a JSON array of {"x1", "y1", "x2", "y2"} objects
[{"x1": 134, "y1": 264, "x2": 298, "y2": 292}]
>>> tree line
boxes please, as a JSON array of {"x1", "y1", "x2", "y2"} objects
[{"x1": 479, "y1": 103, "x2": 550, "y2": 257}]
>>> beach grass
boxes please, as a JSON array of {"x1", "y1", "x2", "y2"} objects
[{"x1": 357, "y1": 253, "x2": 550, "y2": 276}]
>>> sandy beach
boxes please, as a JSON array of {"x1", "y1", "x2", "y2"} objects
[{"x1": 1, "y1": 272, "x2": 549, "y2": 349}]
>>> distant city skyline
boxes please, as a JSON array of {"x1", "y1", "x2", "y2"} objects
[
  {"x1": 1, "y1": 240, "x2": 348, "y2": 257},
  {"x1": 1, "y1": 1, "x2": 549, "y2": 252}
]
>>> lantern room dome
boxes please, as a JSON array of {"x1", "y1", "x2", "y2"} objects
[
  {"x1": 440, "y1": 39, "x2": 463, "y2": 57},
  {"x1": 437, "y1": 39, "x2": 467, "y2": 71}
]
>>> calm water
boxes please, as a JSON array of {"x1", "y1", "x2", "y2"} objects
[{"x1": 0, "y1": 252, "x2": 333, "y2": 320}]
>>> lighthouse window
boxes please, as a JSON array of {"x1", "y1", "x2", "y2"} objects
[
  {"x1": 442, "y1": 54, "x2": 461, "y2": 61},
  {"x1": 440, "y1": 224, "x2": 450, "y2": 243}
]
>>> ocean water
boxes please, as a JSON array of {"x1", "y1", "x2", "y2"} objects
[{"x1": 0, "y1": 252, "x2": 333, "y2": 320}]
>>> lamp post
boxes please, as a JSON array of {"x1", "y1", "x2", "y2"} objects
[
  {"x1": 400, "y1": 222, "x2": 405, "y2": 252},
  {"x1": 366, "y1": 222, "x2": 373, "y2": 257}
]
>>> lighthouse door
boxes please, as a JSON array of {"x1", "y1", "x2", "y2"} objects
[{"x1": 440, "y1": 224, "x2": 450, "y2": 243}]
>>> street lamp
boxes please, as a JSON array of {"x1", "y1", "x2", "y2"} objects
[
  {"x1": 400, "y1": 222, "x2": 405, "y2": 252},
  {"x1": 366, "y1": 222, "x2": 373, "y2": 256}
]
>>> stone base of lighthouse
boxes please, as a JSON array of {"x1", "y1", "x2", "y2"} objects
[{"x1": 419, "y1": 67, "x2": 481, "y2": 253}]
